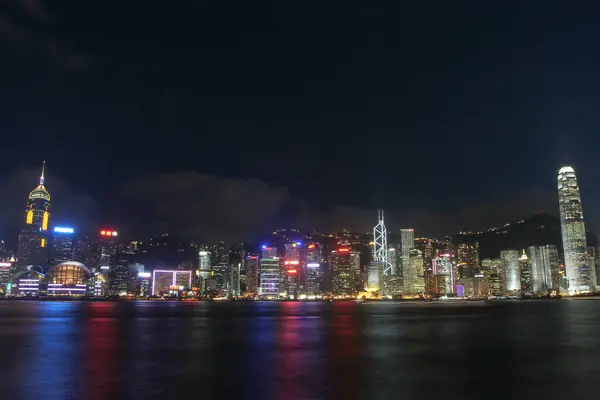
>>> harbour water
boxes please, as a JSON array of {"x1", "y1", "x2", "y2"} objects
[{"x1": 0, "y1": 300, "x2": 597, "y2": 399}]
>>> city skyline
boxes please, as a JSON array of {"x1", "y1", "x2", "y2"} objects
[{"x1": 0, "y1": 160, "x2": 595, "y2": 298}]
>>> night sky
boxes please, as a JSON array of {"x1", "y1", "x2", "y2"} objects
[{"x1": 0, "y1": 0, "x2": 599, "y2": 242}]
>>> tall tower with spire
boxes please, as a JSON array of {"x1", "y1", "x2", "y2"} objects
[
  {"x1": 16, "y1": 163, "x2": 51, "y2": 266},
  {"x1": 557, "y1": 166, "x2": 591, "y2": 294},
  {"x1": 373, "y1": 209, "x2": 392, "y2": 275}
]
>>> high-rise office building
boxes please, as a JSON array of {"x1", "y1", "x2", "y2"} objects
[
  {"x1": 399, "y1": 229, "x2": 414, "y2": 278},
  {"x1": 261, "y1": 246, "x2": 278, "y2": 258},
  {"x1": 557, "y1": 166, "x2": 591, "y2": 294},
  {"x1": 414, "y1": 238, "x2": 435, "y2": 294},
  {"x1": 109, "y1": 252, "x2": 132, "y2": 296},
  {"x1": 456, "y1": 242, "x2": 480, "y2": 269},
  {"x1": 585, "y1": 249, "x2": 597, "y2": 292},
  {"x1": 217, "y1": 241, "x2": 229, "y2": 264},
  {"x1": 500, "y1": 250, "x2": 520, "y2": 294},
  {"x1": 432, "y1": 252, "x2": 453, "y2": 294},
  {"x1": 489, "y1": 273, "x2": 503, "y2": 297},
  {"x1": 384, "y1": 248, "x2": 402, "y2": 294},
  {"x1": 259, "y1": 252, "x2": 280, "y2": 298},
  {"x1": 230, "y1": 262, "x2": 241, "y2": 296},
  {"x1": 152, "y1": 270, "x2": 192, "y2": 296},
  {"x1": 0, "y1": 261, "x2": 12, "y2": 294},
  {"x1": 331, "y1": 247, "x2": 360, "y2": 296},
  {"x1": 284, "y1": 242, "x2": 302, "y2": 260},
  {"x1": 373, "y1": 210, "x2": 392, "y2": 276},
  {"x1": 17, "y1": 163, "x2": 51, "y2": 266},
  {"x1": 481, "y1": 258, "x2": 503, "y2": 275},
  {"x1": 283, "y1": 242, "x2": 303, "y2": 297},
  {"x1": 245, "y1": 255, "x2": 259, "y2": 295},
  {"x1": 482, "y1": 258, "x2": 503, "y2": 292},
  {"x1": 366, "y1": 261, "x2": 381, "y2": 291},
  {"x1": 305, "y1": 244, "x2": 323, "y2": 295},
  {"x1": 519, "y1": 250, "x2": 533, "y2": 297},
  {"x1": 403, "y1": 249, "x2": 425, "y2": 295},
  {"x1": 198, "y1": 250, "x2": 212, "y2": 293},
  {"x1": 527, "y1": 245, "x2": 559, "y2": 295},
  {"x1": 96, "y1": 229, "x2": 120, "y2": 271},
  {"x1": 51, "y1": 226, "x2": 75, "y2": 264}
]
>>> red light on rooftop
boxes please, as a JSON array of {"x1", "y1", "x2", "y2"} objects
[{"x1": 250, "y1": 256, "x2": 257, "y2": 259}]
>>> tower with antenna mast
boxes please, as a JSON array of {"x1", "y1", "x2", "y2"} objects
[{"x1": 373, "y1": 209, "x2": 392, "y2": 276}]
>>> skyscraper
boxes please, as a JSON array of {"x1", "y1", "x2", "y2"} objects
[
  {"x1": 482, "y1": 258, "x2": 504, "y2": 292},
  {"x1": 403, "y1": 249, "x2": 425, "y2": 295},
  {"x1": 17, "y1": 163, "x2": 51, "y2": 266},
  {"x1": 500, "y1": 250, "x2": 520, "y2": 295},
  {"x1": 527, "y1": 245, "x2": 559, "y2": 295},
  {"x1": 260, "y1": 247, "x2": 280, "y2": 298},
  {"x1": 519, "y1": 250, "x2": 533, "y2": 297},
  {"x1": 414, "y1": 238, "x2": 435, "y2": 295},
  {"x1": 558, "y1": 166, "x2": 590, "y2": 294},
  {"x1": 51, "y1": 226, "x2": 75, "y2": 264},
  {"x1": 305, "y1": 244, "x2": 323, "y2": 295},
  {"x1": 245, "y1": 255, "x2": 259, "y2": 296},
  {"x1": 283, "y1": 242, "x2": 303, "y2": 297},
  {"x1": 198, "y1": 250, "x2": 212, "y2": 293},
  {"x1": 432, "y1": 252, "x2": 453, "y2": 294},
  {"x1": 399, "y1": 229, "x2": 414, "y2": 279},
  {"x1": 373, "y1": 210, "x2": 391, "y2": 275},
  {"x1": 331, "y1": 247, "x2": 360, "y2": 296},
  {"x1": 456, "y1": 242, "x2": 480, "y2": 269}
]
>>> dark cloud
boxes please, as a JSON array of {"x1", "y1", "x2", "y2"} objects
[
  {"x1": 12, "y1": 0, "x2": 50, "y2": 22},
  {"x1": 0, "y1": 1, "x2": 91, "y2": 69},
  {"x1": 121, "y1": 173, "x2": 290, "y2": 242},
  {"x1": 0, "y1": 166, "x2": 95, "y2": 241}
]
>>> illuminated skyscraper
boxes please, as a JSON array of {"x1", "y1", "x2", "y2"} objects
[
  {"x1": 501, "y1": 250, "x2": 520, "y2": 294},
  {"x1": 456, "y1": 242, "x2": 480, "y2": 269},
  {"x1": 557, "y1": 166, "x2": 591, "y2": 294},
  {"x1": 260, "y1": 247, "x2": 280, "y2": 298},
  {"x1": 527, "y1": 245, "x2": 559, "y2": 294},
  {"x1": 482, "y1": 257, "x2": 504, "y2": 291},
  {"x1": 331, "y1": 247, "x2": 360, "y2": 296},
  {"x1": 51, "y1": 226, "x2": 75, "y2": 264},
  {"x1": 96, "y1": 229, "x2": 120, "y2": 271},
  {"x1": 305, "y1": 244, "x2": 323, "y2": 295},
  {"x1": 373, "y1": 210, "x2": 392, "y2": 275},
  {"x1": 198, "y1": 250, "x2": 212, "y2": 293},
  {"x1": 404, "y1": 249, "x2": 425, "y2": 295},
  {"x1": 399, "y1": 229, "x2": 414, "y2": 278},
  {"x1": 283, "y1": 242, "x2": 303, "y2": 297},
  {"x1": 17, "y1": 163, "x2": 51, "y2": 266},
  {"x1": 245, "y1": 255, "x2": 259, "y2": 295},
  {"x1": 366, "y1": 261, "x2": 381, "y2": 291},
  {"x1": 414, "y1": 238, "x2": 434, "y2": 293},
  {"x1": 432, "y1": 252, "x2": 453, "y2": 294},
  {"x1": 519, "y1": 250, "x2": 533, "y2": 297}
]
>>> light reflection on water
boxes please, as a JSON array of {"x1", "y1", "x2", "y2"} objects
[{"x1": 0, "y1": 300, "x2": 599, "y2": 399}]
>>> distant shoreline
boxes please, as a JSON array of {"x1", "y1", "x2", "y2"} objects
[{"x1": 1, "y1": 296, "x2": 591, "y2": 302}]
